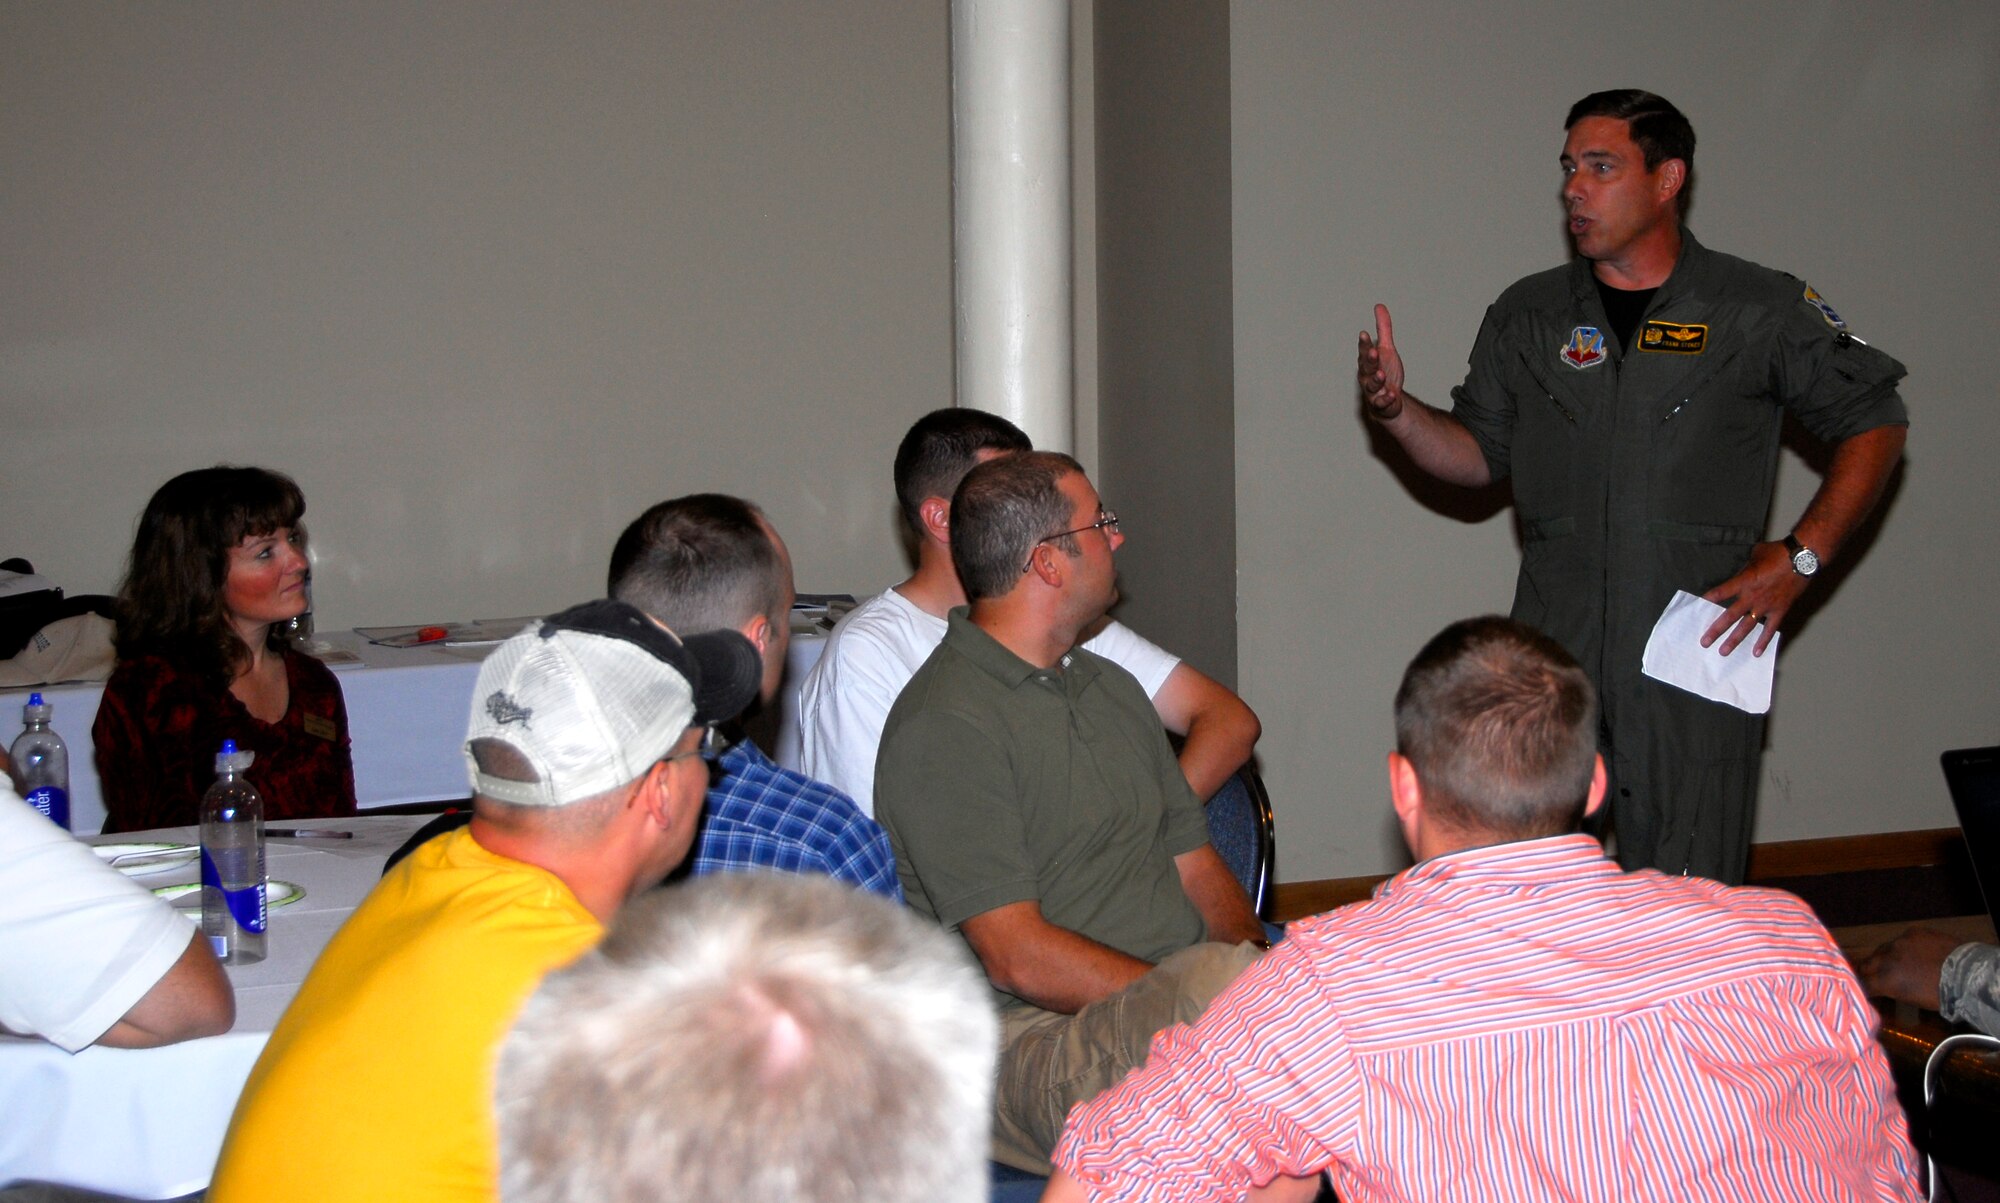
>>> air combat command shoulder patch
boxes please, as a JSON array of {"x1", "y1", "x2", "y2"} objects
[
  {"x1": 1560, "y1": 326, "x2": 1606, "y2": 369},
  {"x1": 1639, "y1": 320, "x2": 1708, "y2": 354}
]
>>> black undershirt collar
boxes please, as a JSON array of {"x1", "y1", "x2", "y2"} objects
[{"x1": 1594, "y1": 278, "x2": 1657, "y2": 358}]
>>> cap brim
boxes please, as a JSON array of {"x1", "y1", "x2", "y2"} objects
[{"x1": 678, "y1": 630, "x2": 763, "y2": 724}]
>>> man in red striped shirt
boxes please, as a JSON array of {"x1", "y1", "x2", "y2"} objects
[{"x1": 1045, "y1": 617, "x2": 1919, "y2": 1203}]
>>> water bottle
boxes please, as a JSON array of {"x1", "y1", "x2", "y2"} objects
[
  {"x1": 9, "y1": 692, "x2": 69, "y2": 829},
  {"x1": 200, "y1": 740, "x2": 267, "y2": 965}
]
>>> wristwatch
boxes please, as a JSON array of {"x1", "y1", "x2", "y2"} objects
[{"x1": 1783, "y1": 533, "x2": 1820, "y2": 577}]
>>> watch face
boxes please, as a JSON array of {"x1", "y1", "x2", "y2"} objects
[{"x1": 1792, "y1": 546, "x2": 1820, "y2": 576}]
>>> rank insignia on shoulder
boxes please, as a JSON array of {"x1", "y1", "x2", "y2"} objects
[
  {"x1": 1559, "y1": 326, "x2": 1606, "y2": 369},
  {"x1": 1803, "y1": 284, "x2": 1847, "y2": 330},
  {"x1": 1638, "y1": 320, "x2": 1708, "y2": 354}
]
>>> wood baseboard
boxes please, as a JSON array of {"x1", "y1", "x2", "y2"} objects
[
  {"x1": 1272, "y1": 877, "x2": 1387, "y2": 922},
  {"x1": 1744, "y1": 827, "x2": 1962, "y2": 879},
  {"x1": 1270, "y1": 827, "x2": 1964, "y2": 925}
]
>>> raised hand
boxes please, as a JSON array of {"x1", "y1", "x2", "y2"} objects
[{"x1": 1357, "y1": 303, "x2": 1406, "y2": 422}]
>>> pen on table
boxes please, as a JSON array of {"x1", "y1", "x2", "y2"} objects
[{"x1": 267, "y1": 827, "x2": 355, "y2": 840}]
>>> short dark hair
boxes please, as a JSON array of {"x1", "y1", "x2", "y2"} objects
[
  {"x1": 1394, "y1": 616, "x2": 1598, "y2": 839},
  {"x1": 1566, "y1": 89, "x2": 1695, "y2": 213},
  {"x1": 115, "y1": 465, "x2": 308, "y2": 683},
  {"x1": 892, "y1": 408, "x2": 1031, "y2": 536},
  {"x1": 949, "y1": 451, "x2": 1084, "y2": 602},
  {"x1": 608, "y1": 494, "x2": 785, "y2": 636}
]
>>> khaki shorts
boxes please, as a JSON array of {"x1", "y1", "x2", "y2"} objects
[{"x1": 991, "y1": 940, "x2": 1263, "y2": 1173}]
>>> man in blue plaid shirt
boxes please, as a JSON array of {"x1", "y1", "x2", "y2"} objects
[{"x1": 609, "y1": 494, "x2": 900, "y2": 901}]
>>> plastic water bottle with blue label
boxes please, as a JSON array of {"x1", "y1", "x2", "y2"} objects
[
  {"x1": 200, "y1": 740, "x2": 267, "y2": 964},
  {"x1": 10, "y1": 692, "x2": 69, "y2": 829}
]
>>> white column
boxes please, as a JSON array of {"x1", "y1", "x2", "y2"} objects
[{"x1": 950, "y1": 0, "x2": 1073, "y2": 453}]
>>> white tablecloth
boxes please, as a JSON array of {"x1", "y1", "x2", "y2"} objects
[
  {"x1": 8, "y1": 626, "x2": 838, "y2": 835},
  {"x1": 0, "y1": 815, "x2": 430, "y2": 1198},
  {"x1": 0, "y1": 619, "x2": 830, "y2": 1196},
  {"x1": 1, "y1": 632, "x2": 490, "y2": 835}
]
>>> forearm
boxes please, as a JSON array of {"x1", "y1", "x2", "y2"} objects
[
  {"x1": 1790, "y1": 424, "x2": 1905, "y2": 562},
  {"x1": 1004, "y1": 931, "x2": 1151, "y2": 1014},
  {"x1": 1698, "y1": 423, "x2": 1905, "y2": 654},
  {"x1": 964, "y1": 902, "x2": 1153, "y2": 1014},
  {"x1": 1178, "y1": 846, "x2": 1265, "y2": 945},
  {"x1": 1205, "y1": 902, "x2": 1267, "y2": 948},
  {"x1": 1155, "y1": 668, "x2": 1261, "y2": 802},
  {"x1": 1375, "y1": 394, "x2": 1492, "y2": 487},
  {"x1": 98, "y1": 932, "x2": 235, "y2": 1049}
]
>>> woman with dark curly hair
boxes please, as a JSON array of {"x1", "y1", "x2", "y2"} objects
[{"x1": 92, "y1": 466, "x2": 356, "y2": 832}]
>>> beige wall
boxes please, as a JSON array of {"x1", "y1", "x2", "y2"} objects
[
  {"x1": 1232, "y1": 1, "x2": 2000, "y2": 879},
  {"x1": 9, "y1": 2, "x2": 1994, "y2": 886},
  {"x1": 2, "y1": 2, "x2": 952, "y2": 626}
]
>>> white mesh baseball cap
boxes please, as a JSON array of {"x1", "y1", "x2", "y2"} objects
[{"x1": 463, "y1": 599, "x2": 761, "y2": 808}]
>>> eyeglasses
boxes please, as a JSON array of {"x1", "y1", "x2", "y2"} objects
[
  {"x1": 663, "y1": 725, "x2": 728, "y2": 785},
  {"x1": 1022, "y1": 509, "x2": 1120, "y2": 572}
]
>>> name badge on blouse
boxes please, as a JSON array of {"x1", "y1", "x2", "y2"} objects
[
  {"x1": 303, "y1": 713, "x2": 337, "y2": 742},
  {"x1": 1638, "y1": 321, "x2": 1708, "y2": 354}
]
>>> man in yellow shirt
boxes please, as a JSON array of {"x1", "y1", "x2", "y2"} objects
[{"x1": 210, "y1": 599, "x2": 760, "y2": 1202}]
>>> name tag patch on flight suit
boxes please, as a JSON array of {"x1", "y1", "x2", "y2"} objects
[
  {"x1": 1638, "y1": 321, "x2": 1708, "y2": 354},
  {"x1": 303, "y1": 712, "x2": 337, "y2": 741},
  {"x1": 1803, "y1": 284, "x2": 1847, "y2": 330},
  {"x1": 1560, "y1": 326, "x2": 1607, "y2": 369}
]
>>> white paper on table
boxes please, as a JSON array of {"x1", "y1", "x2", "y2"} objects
[{"x1": 1640, "y1": 590, "x2": 1779, "y2": 714}]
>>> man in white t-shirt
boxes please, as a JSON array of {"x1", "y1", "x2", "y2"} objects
[
  {"x1": 0, "y1": 763, "x2": 234, "y2": 1052},
  {"x1": 798, "y1": 408, "x2": 1260, "y2": 816}
]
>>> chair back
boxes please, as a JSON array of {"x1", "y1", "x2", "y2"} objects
[{"x1": 1204, "y1": 766, "x2": 1276, "y2": 919}]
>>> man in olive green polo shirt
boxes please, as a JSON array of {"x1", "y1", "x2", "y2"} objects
[{"x1": 875, "y1": 451, "x2": 1265, "y2": 1174}]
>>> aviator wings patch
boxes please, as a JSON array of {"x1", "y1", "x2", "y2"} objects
[{"x1": 1638, "y1": 321, "x2": 1708, "y2": 355}]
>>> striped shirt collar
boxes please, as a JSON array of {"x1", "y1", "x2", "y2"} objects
[{"x1": 1382, "y1": 832, "x2": 1618, "y2": 898}]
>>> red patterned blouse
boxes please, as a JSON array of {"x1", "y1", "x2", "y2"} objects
[{"x1": 92, "y1": 649, "x2": 358, "y2": 833}]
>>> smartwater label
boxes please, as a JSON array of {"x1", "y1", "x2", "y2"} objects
[
  {"x1": 24, "y1": 785, "x2": 67, "y2": 829},
  {"x1": 200, "y1": 848, "x2": 268, "y2": 934},
  {"x1": 226, "y1": 882, "x2": 268, "y2": 934}
]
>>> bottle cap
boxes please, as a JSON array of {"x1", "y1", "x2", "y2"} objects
[
  {"x1": 215, "y1": 739, "x2": 257, "y2": 775},
  {"x1": 23, "y1": 692, "x2": 49, "y2": 721}
]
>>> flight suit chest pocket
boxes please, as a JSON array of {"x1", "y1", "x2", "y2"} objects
[
  {"x1": 1508, "y1": 346, "x2": 1600, "y2": 517},
  {"x1": 1641, "y1": 336, "x2": 1783, "y2": 526},
  {"x1": 1515, "y1": 347, "x2": 1592, "y2": 431},
  {"x1": 1644, "y1": 340, "x2": 1748, "y2": 428}
]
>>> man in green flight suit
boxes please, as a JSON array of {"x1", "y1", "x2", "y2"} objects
[{"x1": 1354, "y1": 89, "x2": 1908, "y2": 884}]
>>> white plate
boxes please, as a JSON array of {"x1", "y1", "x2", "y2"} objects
[
  {"x1": 93, "y1": 843, "x2": 199, "y2": 876},
  {"x1": 154, "y1": 880, "x2": 305, "y2": 909}
]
